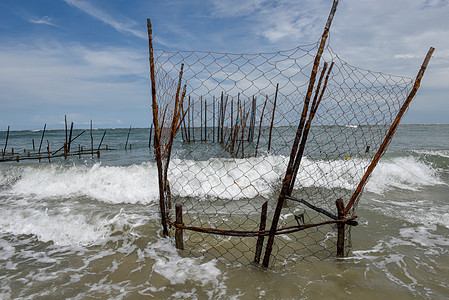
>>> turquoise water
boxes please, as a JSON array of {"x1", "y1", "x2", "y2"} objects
[{"x1": 0, "y1": 124, "x2": 448, "y2": 299}]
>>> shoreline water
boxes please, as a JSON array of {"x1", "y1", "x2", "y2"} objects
[{"x1": 0, "y1": 124, "x2": 448, "y2": 298}]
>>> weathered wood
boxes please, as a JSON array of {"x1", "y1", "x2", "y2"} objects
[
  {"x1": 148, "y1": 18, "x2": 168, "y2": 236},
  {"x1": 336, "y1": 198, "x2": 345, "y2": 257},
  {"x1": 263, "y1": 0, "x2": 339, "y2": 268},
  {"x1": 287, "y1": 62, "x2": 332, "y2": 195},
  {"x1": 90, "y1": 120, "x2": 94, "y2": 157},
  {"x1": 125, "y1": 125, "x2": 131, "y2": 150},
  {"x1": 344, "y1": 46, "x2": 435, "y2": 216},
  {"x1": 68, "y1": 122, "x2": 74, "y2": 153},
  {"x1": 253, "y1": 201, "x2": 268, "y2": 264},
  {"x1": 38, "y1": 124, "x2": 46, "y2": 157},
  {"x1": 2, "y1": 126, "x2": 10, "y2": 159},
  {"x1": 267, "y1": 83, "x2": 279, "y2": 152},
  {"x1": 255, "y1": 95, "x2": 269, "y2": 157},
  {"x1": 98, "y1": 131, "x2": 106, "y2": 151},
  {"x1": 175, "y1": 204, "x2": 184, "y2": 250}
]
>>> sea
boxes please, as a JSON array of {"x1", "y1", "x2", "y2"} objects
[{"x1": 0, "y1": 124, "x2": 448, "y2": 299}]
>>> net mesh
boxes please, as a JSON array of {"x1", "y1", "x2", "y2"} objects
[{"x1": 151, "y1": 43, "x2": 414, "y2": 266}]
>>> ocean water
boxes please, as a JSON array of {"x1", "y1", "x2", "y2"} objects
[{"x1": 0, "y1": 124, "x2": 448, "y2": 299}]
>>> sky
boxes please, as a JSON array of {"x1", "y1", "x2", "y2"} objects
[{"x1": 0, "y1": 0, "x2": 448, "y2": 130}]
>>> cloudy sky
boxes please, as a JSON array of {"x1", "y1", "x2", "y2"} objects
[{"x1": 0, "y1": 0, "x2": 447, "y2": 130}]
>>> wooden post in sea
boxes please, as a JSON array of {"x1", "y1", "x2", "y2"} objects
[
  {"x1": 47, "y1": 140, "x2": 51, "y2": 163},
  {"x1": 149, "y1": 124, "x2": 153, "y2": 148},
  {"x1": 263, "y1": 0, "x2": 339, "y2": 268},
  {"x1": 253, "y1": 201, "x2": 268, "y2": 264},
  {"x1": 344, "y1": 46, "x2": 435, "y2": 216},
  {"x1": 90, "y1": 120, "x2": 94, "y2": 157},
  {"x1": 336, "y1": 198, "x2": 345, "y2": 257},
  {"x1": 267, "y1": 83, "x2": 279, "y2": 152},
  {"x1": 2, "y1": 126, "x2": 10, "y2": 159},
  {"x1": 255, "y1": 95, "x2": 269, "y2": 157},
  {"x1": 68, "y1": 122, "x2": 74, "y2": 153},
  {"x1": 148, "y1": 18, "x2": 169, "y2": 236},
  {"x1": 38, "y1": 124, "x2": 46, "y2": 162},
  {"x1": 125, "y1": 125, "x2": 131, "y2": 150},
  {"x1": 32, "y1": 138, "x2": 35, "y2": 151},
  {"x1": 175, "y1": 204, "x2": 184, "y2": 250}
]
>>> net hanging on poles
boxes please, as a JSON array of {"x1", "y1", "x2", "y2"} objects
[{"x1": 147, "y1": 0, "x2": 433, "y2": 267}]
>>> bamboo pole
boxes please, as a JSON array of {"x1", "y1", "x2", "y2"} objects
[
  {"x1": 148, "y1": 18, "x2": 168, "y2": 236},
  {"x1": 263, "y1": 0, "x2": 339, "y2": 268},
  {"x1": 344, "y1": 46, "x2": 435, "y2": 216}
]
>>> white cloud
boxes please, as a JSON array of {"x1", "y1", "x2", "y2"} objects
[
  {"x1": 64, "y1": 0, "x2": 146, "y2": 39},
  {"x1": 29, "y1": 16, "x2": 56, "y2": 27}
]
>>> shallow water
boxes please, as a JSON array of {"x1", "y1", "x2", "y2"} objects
[{"x1": 0, "y1": 124, "x2": 448, "y2": 299}]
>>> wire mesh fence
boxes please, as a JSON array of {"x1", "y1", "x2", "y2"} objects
[{"x1": 146, "y1": 0, "x2": 433, "y2": 267}]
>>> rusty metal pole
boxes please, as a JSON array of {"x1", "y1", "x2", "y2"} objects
[{"x1": 344, "y1": 47, "x2": 435, "y2": 216}]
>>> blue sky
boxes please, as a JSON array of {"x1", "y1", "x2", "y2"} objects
[{"x1": 0, "y1": 0, "x2": 448, "y2": 130}]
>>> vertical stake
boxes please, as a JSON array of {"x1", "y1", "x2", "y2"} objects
[
  {"x1": 336, "y1": 198, "x2": 345, "y2": 257},
  {"x1": 267, "y1": 83, "x2": 279, "y2": 152},
  {"x1": 253, "y1": 201, "x2": 268, "y2": 264},
  {"x1": 175, "y1": 204, "x2": 184, "y2": 250}
]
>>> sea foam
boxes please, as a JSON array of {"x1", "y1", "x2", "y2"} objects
[{"x1": 1, "y1": 154, "x2": 443, "y2": 204}]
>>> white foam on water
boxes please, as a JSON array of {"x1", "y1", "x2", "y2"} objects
[
  {"x1": 0, "y1": 207, "x2": 129, "y2": 246},
  {"x1": 7, "y1": 163, "x2": 160, "y2": 204},
  {"x1": 1, "y1": 154, "x2": 443, "y2": 205},
  {"x1": 146, "y1": 238, "x2": 222, "y2": 286},
  {"x1": 411, "y1": 149, "x2": 449, "y2": 159},
  {"x1": 366, "y1": 156, "x2": 444, "y2": 194}
]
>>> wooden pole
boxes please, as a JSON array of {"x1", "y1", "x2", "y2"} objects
[
  {"x1": 38, "y1": 124, "x2": 46, "y2": 158},
  {"x1": 344, "y1": 46, "x2": 435, "y2": 216},
  {"x1": 2, "y1": 126, "x2": 10, "y2": 159},
  {"x1": 263, "y1": 0, "x2": 339, "y2": 268},
  {"x1": 47, "y1": 140, "x2": 51, "y2": 163},
  {"x1": 65, "y1": 115, "x2": 68, "y2": 146},
  {"x1": 255, "y1": 95, "x2": 269, "y2": 157},
  {"x1": 253, "y1": 201, "x2": 268, "y2": 264},
  {"x1": 287, "y1": 62, "x2": 332, "y2": 195},
  {"x1": 213, "y1": 96, "x2": 215, "y2": 143},
  {"x1": 149, "y1": 124, "x2": 153, "y2": 148},
  {"x1": 148, "y1": 18, "x2": 169, "y2": 236},
  {"x1": 267, "y1": 83, "x2": 279, "y2": 152},
  {"x1": 125, "y1": 125, "x2": 131, "y2": 150},
  {"x1": 32, "y1": 138, "x2": 35, "y2": 151},
  {"x1": 68, "y1": 122, "x2": 74, "y2": 153},
  {"x1": 98, "y1": 131, "x2": 106, "y2": 150},
  {"x1": 175, "y1": 204, "x2": 184, "y2": 250},
  {"x1": 90, "y1": 120, "x2": 94, "y2": 157},
  {"x1": 204, "y1": 98, "x2": 207, "y2": 141},
  {"x1": 336, "y1": 198, "x2": 345, "y2": 257}
]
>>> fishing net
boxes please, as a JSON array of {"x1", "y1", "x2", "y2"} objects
[{"x1": 149, "y1": 41, "x2": 415, "y2": 267}]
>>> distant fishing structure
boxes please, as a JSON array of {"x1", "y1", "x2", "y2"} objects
[
  {"x1": 0, "y1": 116, "x2": 141, "y2": 163},
  {"x1": 147, "y1": 0, "x2": 434, "y2": 267}
]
